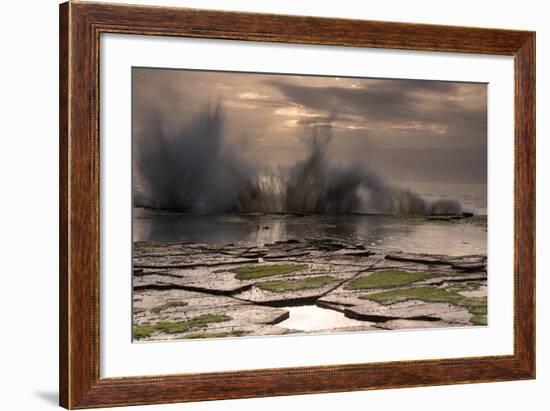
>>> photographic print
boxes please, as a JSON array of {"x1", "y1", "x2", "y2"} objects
[{"x1": 132, "y1": 68, "x2": 488, "y2": 342}]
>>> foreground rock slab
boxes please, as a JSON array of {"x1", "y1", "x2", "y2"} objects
[
  {"x1": 133, "y1": 241, "x2": 487, "y2": 341},
  {"x1": 133, "y1": 289, "x2": 292, "y2": 341}
]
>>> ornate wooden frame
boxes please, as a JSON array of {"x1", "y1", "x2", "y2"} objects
[{"x1": 59, "y1": 1, "x2": 535, "y2": 408}]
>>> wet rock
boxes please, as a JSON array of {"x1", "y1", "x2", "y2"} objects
[
  {"x1": 317, "y1": 290, "x2": 373, "y2": 312},
  {"x1": 385, "y1": 252, "x2": 447, "y2": 265},
  {"x1": 136, "y1": 270, "x2": 257, "y2": 295},
  {"x1": 263, "y1": 251, "x2": 312, "y2": 260},
  {"x1": 274, "y1": 239, "x2": 302, "y2": 244},
  {"x1": 317, "y1": 263, "x2": 486, "y2": 327},
  {"x1": 300, "y1": 254, "x2": 380, "y2": 269},
  {"x1": 345, "y1": 300, "x2": 471, "y2": 324},
  {"x1": 376, "y1": 319, "x2": 458, "y2": 330},
  {"x1": 419, "y1": 273, "x2": 487, "y2": 286},
  {"x1": 133, "y1": 241, "x2": 487, "y2": 339},
  {"x1": 458, "y1": 285, "x2": 487, "y2": 298},
  {"x1": 134, "y1": 288, "x2": 241, "y2": 316},
  {"x1": 133, "y1": 268, "x2": 175, "y2": 277},
  {"x1": 305, "y1": 237, "x2": 349, "y2": 251},
  {"x1": 133, "y1": 254, "x2": 257, "y2": 269},
  {"x1": 448, "y1": 261, "x2": 486, "y2": 271},
  {"x1": 384, "y1": 252, "x2": 486, "y2": 272},
  {"x1": 426, "y1": 212, "x2": 474, "y2": 221},
  {"x1": 331, "y1": 249, "x2": 374, "y2": 257},
  {"x1": 239, "y1": 251, "x2": 268, "y2": 259},
  {"x1": 234, "y1": 281, "x2": 336, "y2": 307},
  {"x1": 230, "y1": 262, "x2": 367, "y2": 306},
  {"x1": 133, "y1": 288, "x2": 290, "y2": 341}
]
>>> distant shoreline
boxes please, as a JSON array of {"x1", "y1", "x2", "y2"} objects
[{"x1": 133, "y1": 206, "x2": 487, "y2": 218}]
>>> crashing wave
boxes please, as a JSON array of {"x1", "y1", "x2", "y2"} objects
[{"x1": 134, "y1": 103, "x2": 462, "y2": 216}]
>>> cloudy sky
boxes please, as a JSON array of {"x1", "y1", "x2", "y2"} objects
[{"x1": 133, "y1": 67, "x2": 487, "y2": 186}]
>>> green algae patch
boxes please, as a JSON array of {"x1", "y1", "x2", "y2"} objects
[
  {"x1": 155, "y1": 314, "x2": 232, "y2": 334},
  {"x1": 461, "y1": 297, "x2": 487, "y2": 324},
  {"x1": 360, "y1": 287, "x2": 487, "y2": 325},
  {"x1": 132, "y1": 314, "x2": 232, "y2": 340},
  {"x1": 448, "y1": 282, "x2": 483, "y2": 293},
  {"x1": 257, "y1": 275, "x2": 335, "y2": 292},
  {"x1": 470, "y1": 314, "x2": 488, "y2": 326},
  {"x1": 233, "y1": 263, "x2": 307, "y2": 280},
  {"x1": 346, "y1": 270, "x2": 440, "y2": 290},
  {"x1": 133, "y1": 326, "x2": 153, "y2": 340},
  {"x1": 184, "y1": 330, "x2": 248, "y2": 339},
  {"x1": 361, "y1": 286, "x2": 463, "y2": 305},
  {"x1": 149, "y1": 300, "x2": 188, "y2": 314}
]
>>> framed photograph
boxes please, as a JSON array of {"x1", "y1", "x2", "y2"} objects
[{"x1": 59, "y1": 1, "x2": 535, "y2": 408}]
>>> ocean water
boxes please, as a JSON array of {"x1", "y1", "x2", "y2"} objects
[
  {"x1": 134, "y1": 212, "x2": 486, "y2": 256},
  {"x1": 134, "y1": 181, "x2": 487, "y2": 256}
]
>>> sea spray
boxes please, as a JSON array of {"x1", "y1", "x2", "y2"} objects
[
  {"x1": 134, "y1": 103, "x2": 252, "y2": 213},
  {"x1": 134, "y1": 103, "x2": 462, "y2": 215}
]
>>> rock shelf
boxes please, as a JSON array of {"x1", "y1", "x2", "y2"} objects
[{"x1": 133, "y1": 238, "x2": 487, "y2": 341}]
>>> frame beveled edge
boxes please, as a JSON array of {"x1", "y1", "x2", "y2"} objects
[{"x1": 59, "y1": 1, "x2": 535, "y2": 409}]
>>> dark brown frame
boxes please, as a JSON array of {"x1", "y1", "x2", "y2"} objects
[{"x1": 59, "y1": 1, "x2": 536, "y2": 409}]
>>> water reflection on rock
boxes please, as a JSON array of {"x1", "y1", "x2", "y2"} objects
[{"x1": 133, "y1": 209, "x2": 486, "y2": 256}]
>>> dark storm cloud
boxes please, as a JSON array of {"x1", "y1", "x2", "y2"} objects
[
  {"x1": 259, "y1": 77, "x2": 487, "y2": 185},
  {"x1": 266, "y1": 79, "x2": 461, "y2": 120},
  {"x1": 133, "y1": 68, "x2": 487, "y2": 185},
  {"x1": 266, "y1": 79, "x2": 486, "y2": 144}
]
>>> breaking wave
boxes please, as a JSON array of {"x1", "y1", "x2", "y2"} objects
[{"x1": 134, "y1": 103, "x2": 462, "y2": 215}]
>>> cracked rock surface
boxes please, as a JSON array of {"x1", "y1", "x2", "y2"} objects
[{"x1": 133, "y1": 239, "x2": 487, "y2": 341}]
